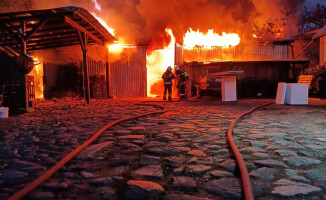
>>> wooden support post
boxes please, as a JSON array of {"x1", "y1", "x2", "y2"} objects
[
  {"x1": 78, "y1": 31, "x2": 90, "y2": 104},
  {"x1": 21, "y1": 20, "x2": 27, "y2": 54},
  {"x1": 105, "y1": 50, "x2": 110, "y2": 98},
  {"x1": 21, "y1": 19, "x2": 29, "y2": 109}
]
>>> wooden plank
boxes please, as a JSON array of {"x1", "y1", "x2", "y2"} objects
[
  {"x1": 29, "y1": 33, "x2": 79, "y2": 41},
  {"x1": 28, "y1": 37, "x2": 79, "y2": 46},
  {"x1": 0, "y1": 22, "x2": 22, "y2": 42},
  {"x1": 27, "y1": 41, "x2": 81, "y2": 51},
  {"x1": 25, "y1": 18, "x2": 49, "y2": 41},
  {"x1": 74, "y1": 11, "x2": 111, "y2": 41},
  {"x1": 65, "y1": 15, "x2": 103, "y2": 46},
  {"x1": 298, "y1": 75, "x2": 313, "y2": 86}
]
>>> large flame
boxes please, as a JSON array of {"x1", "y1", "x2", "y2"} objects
[
  {"x1": 147, "y1": 28, "x2": 175, "y2": 97},
  {"x1": 183, "y1": 28, "x2": 240, "y2": 49},
  {"x1": 91, "y1": 13, "x2": 125, "y2": 56}
]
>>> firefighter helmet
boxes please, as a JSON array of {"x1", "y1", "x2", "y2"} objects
[{"x1": 175, "y1": 66, "x2": 180, "y2": 71}]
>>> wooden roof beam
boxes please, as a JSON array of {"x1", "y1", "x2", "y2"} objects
[
  {"x1": 29, "y1": 33, "x2": 78, "y2": 41},
  {"x1": 0, "y1": 22, "x2": 22, "y2": 42},
  {"x1": 2, "y1": 45, "x2": 20, "y2": 56},
  {"x1": 27, "y1": 41, "x2": 80, "y2": 51},
  {"x1": 65, "y1": 15, "x2": 103, "y2": 46},
  {"x1": 28, "y1": 37, "x2": 79, "y2": 46},
  {"x1": 26, "y1": 18, "x2": 49, "y2": 41},
  {"x1": 74, "y1": 12, "x2": 108, "y2": 40}
]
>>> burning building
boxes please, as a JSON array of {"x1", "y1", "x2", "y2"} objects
[
  {"x1": 0, "y1": 0, "x2": 316, "y2": 110},
  {"x1": 178, "y1": 37, "x2": 309, "y2": 98}
]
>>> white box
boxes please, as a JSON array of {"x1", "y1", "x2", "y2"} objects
[
  {"x1": 284, "y1": 83, "x2": 308, "y2": 105},
  {"x1": 0, "y1": 107, "x2": 9, "y2": 118},
  {"x1": 221, "y1": 76, "x2": 237, "y2": 101},
  {"x1": 275, "y1": 82, "x2": 287, "y2": 104}
]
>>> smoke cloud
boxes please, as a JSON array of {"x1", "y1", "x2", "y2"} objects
[{"x1": 1, "y1": 0, "x2": 307, "y2": 49}]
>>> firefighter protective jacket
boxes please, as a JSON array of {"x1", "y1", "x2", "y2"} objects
[{"x1": 162, "y1": 71, "x2": 175, "y2": 85}]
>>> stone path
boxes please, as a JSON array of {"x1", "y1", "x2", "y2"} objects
[
  {"x1": 235, "y1": 104, "x2": 326, "y2": 200},
  {"x1": 0, "y1": 99, "x2": 326, "y2": 200}
]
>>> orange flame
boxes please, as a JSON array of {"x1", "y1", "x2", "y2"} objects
[
  {"x1": 29, "y1": 57, "x2": 44, "y2": 99},
  {"x1": 183, "y1": 28, "x2": 240, "y2": 49},
  {"x1": 147, "y1": 28, "x2": 175, "y2": 97},
  {"x1": 91, "y1": 13, "x2": 126, "y2": 56},
  {"x1": 92, "y1": 13, "x2": 115, "y2": 36}
]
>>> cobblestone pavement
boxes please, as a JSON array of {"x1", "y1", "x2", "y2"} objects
[{"x1": 0, "y1": 98, "x2": 325, "y2": 200}]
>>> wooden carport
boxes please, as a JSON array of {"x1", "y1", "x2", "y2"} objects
[{"x1": 0, "y1": 6, "x2": 117, "y2": 104}]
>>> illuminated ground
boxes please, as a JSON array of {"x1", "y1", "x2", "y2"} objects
[{"x1": 0, "y1": 98, "x2": 325, "y2": 200}]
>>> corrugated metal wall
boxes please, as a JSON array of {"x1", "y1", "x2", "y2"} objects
[
  {"x1": 88, "y1": 59, "x2": 106, "y2": 76},
  {"x1": 188, "y1": 62, "x2": 289, "y2": 81},
  {"x1": 43, "y1": 63, "x2": 59, "y2": 91},
  {"x1": 43, "y1": 46, "x2": 147, "y2": 98},
  {"x1": 109, "y1": 47, "x2": 147, "y2": 97},
  {"x1": 183, "y1": 44, "x2": 290, "y2": 62}
]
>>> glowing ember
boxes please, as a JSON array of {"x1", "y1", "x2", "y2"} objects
[
  {"x1": 147, "y1": 28, "x2": 175, "y2": 97},
  {"x1": 183, "y1": 28, "x2": 240, "y2": 49},
  {"x1": 252, "y1": 33, "x2": 260, "y2": 39}
]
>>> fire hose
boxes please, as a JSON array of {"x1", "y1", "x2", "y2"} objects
[
  {"x1": 7, "y1": 101, "x2": 272, "y2": 200},
  {"x1": 227, "y1": 102, "x2": 273, "y2": 200},
  {"x1": 7, "y1": 103, "x2": 167, "y2": 200}
]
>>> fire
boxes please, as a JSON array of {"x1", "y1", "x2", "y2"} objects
[
  {"x1": 183, "y1": 28, "x2": 240, "y2": 49},
  {"x1": 28, "y1": 57, "x2": 44, "y2": 99},
  {"x1": 92, "y1": 13, "x2": 115, "y2": 36},
  {"x1": 107, "y1": 41, "x2": 124, "y2": 54},
  {"x1": 147, "y1": 28, "x2": 175, "y2": 97},
  {"x1": 252, "y1": 33, "x2": 260, "y2": 39},
  {"x1": 91, "y1": 13, "x2": 126, "y2": 56}
]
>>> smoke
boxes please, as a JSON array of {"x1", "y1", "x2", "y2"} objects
[
  {"x1": 2, "y1": 0, "x2": 308, "y2": 49},
  {"x1": 94, "y1": 0, "x2": 306, "y2": 48},
  {"x1": 251, "y1": 0, "x2": 306, "y2": 38}
]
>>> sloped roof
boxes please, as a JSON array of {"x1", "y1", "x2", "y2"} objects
[
  {"x1": 313, "y1": 25, "x2": 326, "y2": 39},
  {"x1": 0, "y1": 6, "x2": 116, "y2": 54}
]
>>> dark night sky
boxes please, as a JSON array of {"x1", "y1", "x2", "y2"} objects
[{"x1": 305, "y1": 0, "x2": 326, "y2": 7}]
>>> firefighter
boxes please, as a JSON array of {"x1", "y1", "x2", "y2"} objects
[
  {"x1": 162, "y1": 66, "x2": 175, "y2": 101},
  {"x1": 176, "y1": 67, "x2": 189, "y2": 100}
]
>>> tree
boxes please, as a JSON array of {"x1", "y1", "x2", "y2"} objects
[{"x1": 299, "y1": 4, "x2": 326, "y2": 34}]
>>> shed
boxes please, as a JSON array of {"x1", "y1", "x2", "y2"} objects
[
  {"x1": 177, "y1": 40, "x2": 309, "y2": 98},
  {"x1": 0, "y1": 6, "x2": 116, "y2": 110}
]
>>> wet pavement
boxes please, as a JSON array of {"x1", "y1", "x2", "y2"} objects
[{"x1": 0, "y1": 98, "x2": 325, "y2": 200}]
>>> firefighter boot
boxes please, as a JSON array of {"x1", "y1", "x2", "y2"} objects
[{"x1": 163, "y1": 95, "x2": 166, "y2": 100}]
